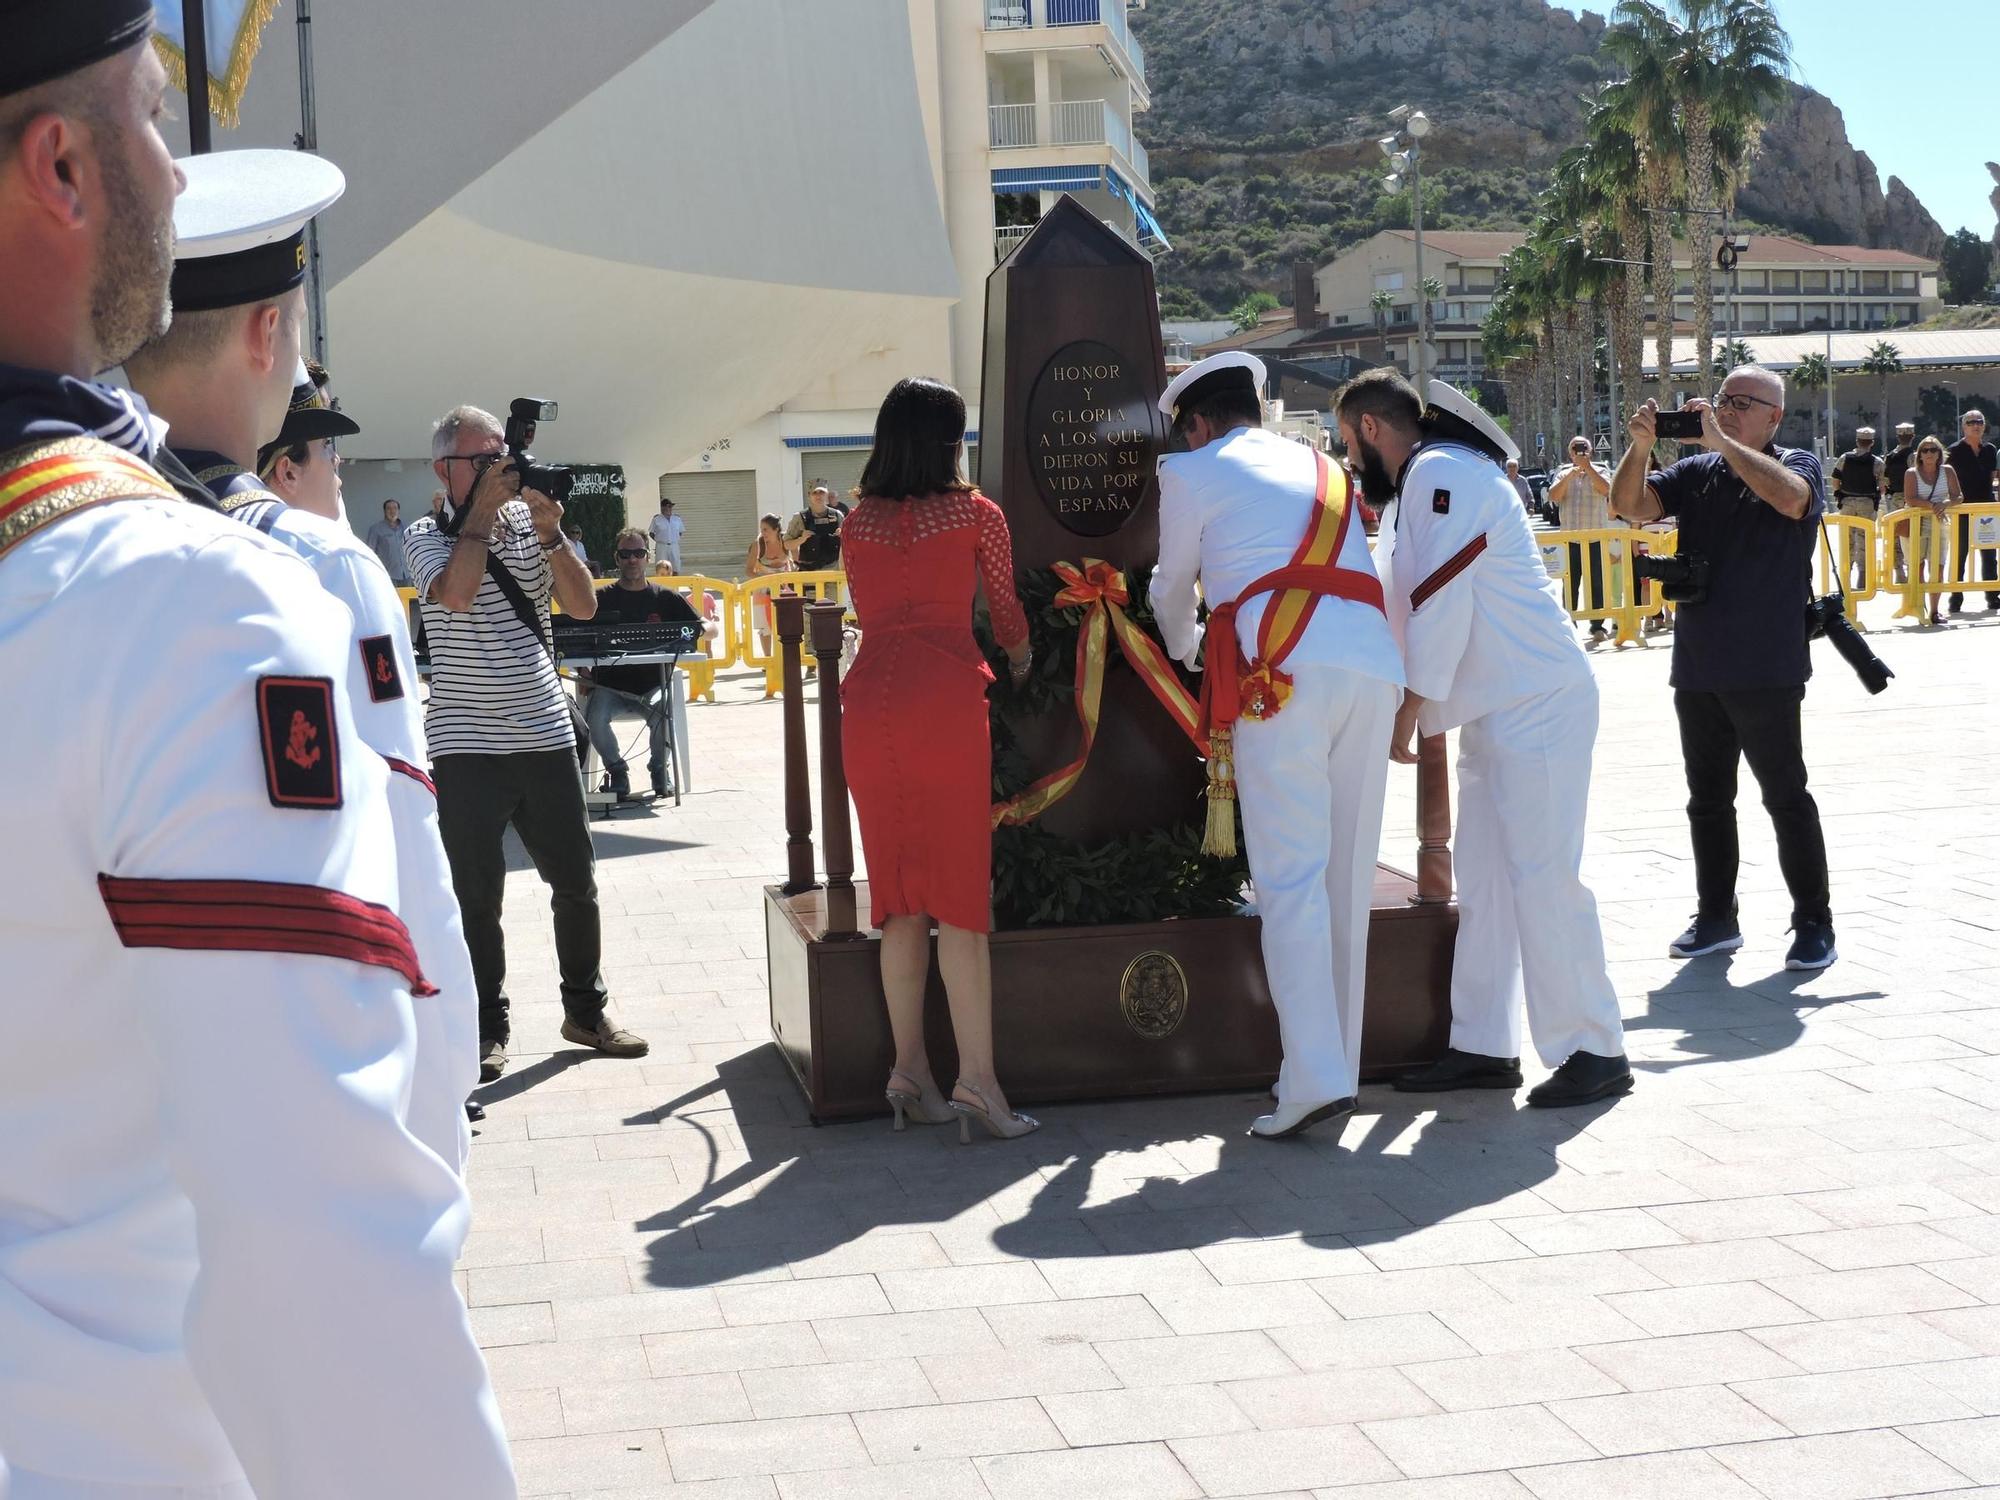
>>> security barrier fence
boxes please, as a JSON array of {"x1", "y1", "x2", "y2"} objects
[{"x1": 390, "y1": 505, "x2": 1993, "y2": 704}]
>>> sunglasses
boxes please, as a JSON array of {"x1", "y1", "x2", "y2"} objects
[{"x1": 616, "y1": 548, "x2": 647, "y2": 559}]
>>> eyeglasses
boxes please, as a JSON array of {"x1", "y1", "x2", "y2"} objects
[
  {"x1": 1713, "y1": 393, "x2": 1780, "y2": 414},
  {"x1": 441, "y1": 447, "x2": 506, "y2": 466},
  {"x1": 616, "y1": 548, "x2": 647, "y2": 559}
]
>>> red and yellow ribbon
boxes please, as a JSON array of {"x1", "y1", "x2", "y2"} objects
[{"x1": 991, "y1": 559, "x2": 1203, "y2": 829}]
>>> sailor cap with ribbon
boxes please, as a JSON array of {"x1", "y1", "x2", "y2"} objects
[
  {"x1": 257, "y1": 361, "x2": 359, "y2": 473},
  {"x1": 0, "y1": 0, "x2": 153, "y2": 97},
  {"x1": 171, "y1": 149, "x2": 346, "y2": 313},
  {"x1": 1421, "y1": 378, "x2": 1520, "y2": 466},
  {"x1": 1159, "y1": 352, "x2": 1268, "y2": 426}
]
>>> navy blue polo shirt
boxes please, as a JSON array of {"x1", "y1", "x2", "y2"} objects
[{"x1": 1647, "y1": 445, "x2": 1825, "y2": 692}]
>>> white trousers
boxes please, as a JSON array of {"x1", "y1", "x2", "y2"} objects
[
  {"x1": 1234, "y1": 666, "x2": 1399, "y2": 1106},
  {"x1": 1449, "y1": 677, "x2": 1626, "y2": 1067}
]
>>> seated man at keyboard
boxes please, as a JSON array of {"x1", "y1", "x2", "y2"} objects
[{"x1": 581, "y1": 527, "x2": 703, "y2": 798}]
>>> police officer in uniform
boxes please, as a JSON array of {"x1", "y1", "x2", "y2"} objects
[
  {"x1": 1831, "y1": 426, "x2": 1885, "y2": 588},
  {"x1": 1336, "y1": 369, "x2": 1632, "y2": 1108},
  {"x1": 0, "y1": 9, "x2": 515, "y2": 1495},
  {"x1": 124, "y1": 154, "x2": 484, "y2": 1160}
]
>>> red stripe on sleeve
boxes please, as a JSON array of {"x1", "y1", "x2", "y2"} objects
[
  {"x1": 384, "y1": 757, "x2": 437, "y2": 796},
  {"x1": 1409, "y1": 533, "x2": 1488, "y2": 613},
  {"x1": 97, "y1": 874, "x2": 438, "y2": 996}
]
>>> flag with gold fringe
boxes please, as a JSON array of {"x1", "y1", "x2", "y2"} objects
[{"x1": 152, "y1": 0, "x2": 283, "y2": 128}]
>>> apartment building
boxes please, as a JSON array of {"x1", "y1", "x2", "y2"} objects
[
  {"x1": 159, "y1": 0, "x2": 1161, "y2": 574},
  {"x1": 1296, "y1": 228, "x2": 1941, "y2": 392},
  {"x1": 664, "y1": 0, "x2": 1163, "y2": 571}
]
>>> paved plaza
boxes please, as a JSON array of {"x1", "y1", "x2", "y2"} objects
[{"x1": 467, "y1": 597, "x2": 2000, "y2": 1499}]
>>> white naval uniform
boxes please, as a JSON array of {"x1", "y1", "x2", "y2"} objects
[
  {"x1": 228, "y1": 492, "x2": 478, "y2": 1172},
  {"x1": 1155, "y1": 427, "x2": 1404, "y2": 1105},
  {"x1": 0, "y1": 494, "x2": 515, "y2": 1497},
  {"x1": 1376, "y1": 441, "x2": 1625, "y2": 1067}
]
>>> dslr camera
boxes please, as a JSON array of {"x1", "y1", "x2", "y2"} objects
[
  {"x1": 1631, "y1": 550, "x2": 1711, "y2": 604},
  {"x1": 503, "y1": 397, "x2": 574, "y2": 503}
]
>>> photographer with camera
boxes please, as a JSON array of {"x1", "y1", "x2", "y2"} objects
[
  {"x1": 1610, "y1": 366, "x2": 1836, "y2": 971},
  {"x1": 405, "y1": 405, "x2": 649, "y2": 1082}
]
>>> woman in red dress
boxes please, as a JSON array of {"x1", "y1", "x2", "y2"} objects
[{"x1": 842, "y1": 378, "x2": 1038, "y2": 1142}]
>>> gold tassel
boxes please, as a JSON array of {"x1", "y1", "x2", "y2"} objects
[{"x1": 1202, "y1": 729, "x2": 1237, "y2": 858}]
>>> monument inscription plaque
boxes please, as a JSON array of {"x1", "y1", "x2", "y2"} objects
[{"x1": 1025, "y1": 339, "x2": 1154, "y2": 537}]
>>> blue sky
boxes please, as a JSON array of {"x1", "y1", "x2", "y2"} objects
[{"x1": 1563, "y1": 1, "x2": 1995, "y2": 238}]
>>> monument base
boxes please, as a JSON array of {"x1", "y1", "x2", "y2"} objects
[{"x1": 766, "y1": 871, "x2": 1456, "y2": 1123}]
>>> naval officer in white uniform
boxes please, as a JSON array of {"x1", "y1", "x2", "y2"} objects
[
  {"x1": 1154, "y1": 353, "x2": 1404, "y2": 1137},
  {"x1": 0, "y1": 11, "x2": 516, "y2": 1494},
  {"x1": 123, "y1": 151, "x2": 482, "y2": 1164},
  {"x1": 1335, "y1": 368, "x2": 1632, "y2": 1108}
]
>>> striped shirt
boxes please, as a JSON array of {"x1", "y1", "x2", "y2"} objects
[{"x1": 404, "y1": 501, "x2": 573, "y2": 756}]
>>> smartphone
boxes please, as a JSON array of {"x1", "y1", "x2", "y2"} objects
[{"x1": 1655, "y1": 408, "x2": 1704, "y2": 440}]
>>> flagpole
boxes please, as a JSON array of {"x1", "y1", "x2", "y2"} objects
[
  {"x1": 184, "y1": 0, "x2": 213, "y2": 153},
  {"x1": 295, "y1": 0, "x2": 328, "y2": 365}
]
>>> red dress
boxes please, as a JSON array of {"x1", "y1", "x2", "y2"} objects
[{"x1": 841, "y1": 490, "x2": 1029, "y2": 933}]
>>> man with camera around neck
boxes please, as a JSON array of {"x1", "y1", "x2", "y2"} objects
[
  {"x1": 1610, "y1": 365, "x2": 1836, "y2": 971},
  {"x1": 405, "y1": 406, "x2": 648, "y2": 1082}
]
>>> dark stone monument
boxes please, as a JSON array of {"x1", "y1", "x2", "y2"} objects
[
  {"x1": 764, "y1": 199, "x2": 1460, "y2": 1123},
  {"x1": 977, "y1": 197, "x2": 1201, "y2": 843}
]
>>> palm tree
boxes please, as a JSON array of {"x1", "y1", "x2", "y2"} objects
[
  {"x1": 1419, "y1": 276, "x2": 1444, "y2": 375},
  {"x1": 1794, "y1": 351, "x2": 1831, "y2": 450},
  {"x1": 1600, "y1": 26, "x2": 1683, "y2": 402},
  {"x1": 1608, "y1": 1, "x2": 1792, "y2": 392},
  {"x1": 1716, "y1": 337, "x2": 1756, "y2": 373},
  {"x1": 1369, "y1": 288, "x2": 1394, "y2": 363},
  {"x1": 1582, "y1": 91, "x2": 1650, "y2": 430},
  {"x1": 1861, "y1": 339, "x2": 1903, "y2": 431}
]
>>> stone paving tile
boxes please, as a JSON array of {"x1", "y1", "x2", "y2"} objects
[
  {"x1": 469, "y1": 627, "x2": 2000, "y2": 1493},
  {"x1": 853, "y1": 1397, "x2": 1065, "y2": 1464},
  {"x1": 975, "y1": 1441, "x2": 1203, "y2": 1500},
  {"x1": 1358, "y1": 1405, "x2": 1598, "y2": 1477},
  {"x1": 1545, "y1": 1384, "x2": 1790, "y2": 1455},
  {"x1": 1169, "y1": 1424, "x2": 1403, "y2": 1494},
  {"x1": 1510, "y1": 1449, "x2": 1766, "y2": 1499},
  {"x1": 1731, "y1": 1365, "x2": 1978, "y2": 1434},
  {"x1": 1710, "y1": 1428, "x2": 1975, "y2": 1499}
]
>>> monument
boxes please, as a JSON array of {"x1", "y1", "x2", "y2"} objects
[{"x1": 766, "y1": 199, "x2": 1457, "y2": 1122}]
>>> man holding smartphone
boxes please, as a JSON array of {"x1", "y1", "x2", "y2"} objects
[{"x1": 1609, "y1": 366, "x2": 1835, "y2": 971}]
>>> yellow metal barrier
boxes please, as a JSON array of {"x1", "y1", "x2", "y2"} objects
[
  {"x1": 1815, "y1": 513, "x2": 1879, "y2": 625},
  {"x1": 738, "y1": 570, "x2": 851, "y2": 697},
  {"x1": 1891, "y1": 501, "x2": 2000, "y2": 619},
  {"x1": 1532, "y1": 525, "x2": 1674, "y2": 647}
]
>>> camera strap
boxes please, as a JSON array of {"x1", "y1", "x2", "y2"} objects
[{"x1": 481, "y1": 544, "x2": 555, "y2": 660}]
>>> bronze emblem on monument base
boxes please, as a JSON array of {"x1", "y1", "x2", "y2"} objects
[{"x1": 1119, "y1": 951, "x2": 1189, "y2": 1040}]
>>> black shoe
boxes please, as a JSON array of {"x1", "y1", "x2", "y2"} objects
[
  {"x1": 465, "y1": 1099, "x2": 486, "y2": 1123},
  {"x1": 1668, "y1": 911, "x2": 1743, "y2": 958},
  {"x1": 1528, "y1": 1051, "x2": 1634, "y2": 1108},
  {"x1": 1949, "y1": 597, "x2": 1964, "y2": 613},
  {"x1": 1588, "y1": 623, "x2": 1607, "y2": 639},
  {"x1": 1785, "y1": 920, "x2": 1838, "y2": 971},
  {"x1": 650, "y1": 773, "x2": 671, "y2": 798},
  {"x1": 1393, "y1": 1047, "x2": 1524, "y2": 1093},
  {"x1": 479, "y1": 1038, "x2": 508, "y2": 1083}
]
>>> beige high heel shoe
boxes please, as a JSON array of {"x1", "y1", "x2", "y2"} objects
[
  {"x1": 884, "y1": 1069, "x2": 954, "y2": 1131},
  {"x1": 947, "y1": 1081, "x2": 1039, "y2": 1143}
]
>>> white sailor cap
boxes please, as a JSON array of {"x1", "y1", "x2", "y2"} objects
[
  {"x1": 171, "y1": 149, "x2": 346, "y2": 313},
  {"x1": 1856, "y1": 426, "x2": 1876, "y2": 439},
  {"x1": 1423, "y1": 378, "x2": 1520, "y2": 465},
  {"x1": 1158, "y1": 351, "x2": 1267, "y2": 424}
]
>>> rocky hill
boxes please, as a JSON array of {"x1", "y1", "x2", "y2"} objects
[{"x1": 1132, "y1": 0, "x2": 1945, "y2": 315}]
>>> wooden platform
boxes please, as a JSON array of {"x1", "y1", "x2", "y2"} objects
[{"x1": 766, "y1": 872, "x2": 1456, "y2": 1123}]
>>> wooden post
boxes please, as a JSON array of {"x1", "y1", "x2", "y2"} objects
[
  {"x1": 776, "y1": 595, "x2": 815, "y2": 895},
  {"x1": 1413, "y1": 731, "x2": 1454, "y2": 905},
  {"x1": 808, "y1": 601, "x2": 859, "y2": 938}
]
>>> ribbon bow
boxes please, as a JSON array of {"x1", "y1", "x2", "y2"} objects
[{"x1": 992, "y1": 558, "x2": 1204, "y2": 829}]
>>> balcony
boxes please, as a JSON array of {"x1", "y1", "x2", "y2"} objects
[
  {"x1": 986, "y1": 98, "x2": 1148, "y2": 195},
  {"x1": 983, "y1": 0, "x2": 1146, "y2": 93},
  {"x1": 995, "y1": 217, "x2": 1155, "y2": 265}
]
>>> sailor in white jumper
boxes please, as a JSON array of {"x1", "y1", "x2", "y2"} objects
[
  {"x1": 1335, "y1": 370, "x2": 1632, "y2": 1108},
  {"x1": 1154, "y1": 353, "x2": 1405, "y2": 1137}
]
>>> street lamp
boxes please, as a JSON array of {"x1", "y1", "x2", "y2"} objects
[{"x1": 1382, "y1": 105, "x2": 1433, "y2": 387}]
